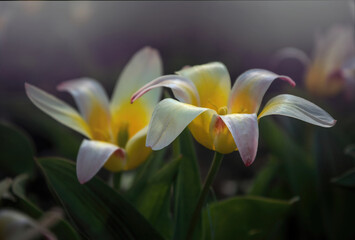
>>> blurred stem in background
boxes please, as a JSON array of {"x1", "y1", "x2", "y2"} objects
[{"x1": 186, "y1": 152, "x2": 224, "y2": 240}]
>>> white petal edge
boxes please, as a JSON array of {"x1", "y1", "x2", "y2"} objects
[
  {"x1": 228, "y1": 69, "x2": 295, "y2": 114},
  {"x1": 57, "y1": 78, "x2": 111, "y2": 122},
  {"x1": 258, "y1": 94, "x2": 336, "y2": 127},
  {"x1": 131, "y1": 75, "x2": 200, "y2": 105},
  {"x1": 76, "y1": 140, "x2": 125, "y2": 184},
  {"x1": 146, "y1": 98, "x2": 210, "y2": 150},
  {"x1": 272, "y1": 47, "x2": 310, "y2": 67},
  {"x1": 220, "y1": 114, "x2": 259, "y2": 167},
  {"x1": 111, "y1": 47, "x2": 163, "y2": 114},
  {"x1": 25, "y1": 83, "x2": 92, "y2": 138}
]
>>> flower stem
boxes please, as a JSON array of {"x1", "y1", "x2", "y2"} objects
[
  {"x1": 186, "y1": 151, "x2": 224, "y2": 240},
  {"x1": 109, "y1": 172, "x2": 122, "y2": 190}
]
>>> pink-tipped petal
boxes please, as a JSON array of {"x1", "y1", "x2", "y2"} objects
[
  {"x1": 220, "y1": 114, "x2": 259, "y2": 166},
  {"x1": 76, "y1": 140, "x2": 125, "y2": 184},
  {"x1": 228, "y1": 69, "x2": 295, "y2": 115},
  {"x1": 259, "y1": 94, "x2": 336, "y2": 127},
  {"x1": 131, "y1": 75, "x2": 200, "y2": 105}
]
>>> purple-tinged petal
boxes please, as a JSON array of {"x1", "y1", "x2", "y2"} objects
[
  {"x1": 220, "y1": 114, "x2": 259, "y2": 166},
  {"x1": 131, "y1": 75, "x2": 200, "y2": 105},
  {"x1": 76, "y1": 140, "x2": 125, "y2": 184},
  {"x1": 228, "y1": 69, "x2": 295, "y2": 114}
]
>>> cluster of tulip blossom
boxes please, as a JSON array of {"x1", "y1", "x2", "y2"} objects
[{"x1": 26, "y1": 46, "x2": 337, "y2": 185}]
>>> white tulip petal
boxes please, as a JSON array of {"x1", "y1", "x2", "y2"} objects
[
  {"x1": 220, "y1": 114, "x2": 259, "y2": 167},
  {"x1": 111, "y1": 47, "x2": 163, "y2": 114},
  {"x1": 259, "y1": 94, "x2": 336, "y2": 127},
  {"x1": 131, "y1": 75, "x2": 200, "y2": 105},
  {"x1": 76, "y1": 140, "x2": 125, "y2": 184},
  {"x1": 25, "y1": 83, "x2": 92, "y2": 138},
  {"x1": 228, "y1": 69, "x2": 295, "y2": 114},
  {"x1": 57, "y1": 78, "x2": 111, "y2": 122},
  {"x1": 146, "y1": 98, "x2": 210, "y2": 150},
  {"x1": 272, "y1": 47, "x2": 310, "y2": 67},
  {"x1": 314, "y1": 25, "x2": 355, "y2": 71}
]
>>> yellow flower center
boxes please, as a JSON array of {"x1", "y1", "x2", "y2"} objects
[
  {"x1": 117, "y1": 123, "x2": 129, "y2": 148},
  {"x1": 218, "y1": 106, "x2": 228, "y2": 115}
]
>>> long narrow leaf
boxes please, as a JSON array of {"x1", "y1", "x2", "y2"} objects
[
  {"x1": 173, "y1": 129, "x2": 202, "y2": 240},
  {"x1": 36, "y1": 157, "x2": 164, "y2": 240},
  {"x1": 133, "y1": 156, "x2": 181, "y2": 239}
]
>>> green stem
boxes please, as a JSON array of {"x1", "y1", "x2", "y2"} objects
[
  {"x1": 186, "y1": 152, "x2": 224, "y2": 240},
  {"x1": 109, "y1": 172, "x2": 122, "y2": 190}
]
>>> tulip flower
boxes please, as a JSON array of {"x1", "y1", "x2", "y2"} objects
[
  {"x1": 305, "y1": 25, "x2": 355, "y2": 97},
  {"x1": 25, "y1": 47, "x2": 162, "y2": 183},
  {"x1": 274, "y1": 26, "x2": 355, "y2": 98},
  {"x1": 132, "y1": 62, "x2": 336, "y2": 166}
]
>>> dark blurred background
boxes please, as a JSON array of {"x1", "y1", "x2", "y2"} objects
[{"x1": 0, "y1": 2, "x2": 355, "y2": 239}]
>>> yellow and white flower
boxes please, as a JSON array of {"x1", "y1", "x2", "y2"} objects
[
  {"x1": 26, "y1": 47, "x2": 162, "y2": 183},
  {"x1": 305, "y1": 25, "x2": 355, "y2": 97},
  {"x1": 132, "y1": 62, "x2": 336, "y2": 166}
]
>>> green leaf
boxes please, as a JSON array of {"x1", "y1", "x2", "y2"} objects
[
  {"x1": 0, "y1": 122, "x2": 35, "y2": 176},
  {"x1": 203, "y1": 196, "x2": 297, "y2": 240},
  {"x1": 260, "y1": 121, "x2": 319, "y2": 208},
  {"x1": 332, "y1": 169, "x2": 355, "y2": 189},
  {"x1": 173, "y1": 129, "x2": 202, "y2": 240},
  {"x1": 132, "y1": 156, "x2": 181, "y2": 239},
  {"x1": 248, "y1": 156, "x2": 281, "y2": 196},
  {"x1": 3, "y1": 99, "x2": 82, "y2": 159},
  {"x1": 36, "y1": 157, "x2": 164, "y2": 240},
  {"x1": 125, "y1": 149, "x2": 166, "y2": 200},
  {"x1": 10, "y1": 174, "x2": 80, "y2": 240},
  {"x1": 345, "y1": 144, "x2": 355, "y2": 159},
  {"x1": 0, "y1": 178, "x2": 14, "y2": 204}
]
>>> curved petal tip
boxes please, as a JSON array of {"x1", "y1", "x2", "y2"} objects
[
  {"x1": 76, "y1": 140, "x2": 125, "y2": 184},
  {"x1": 278, "y1": 75, "x2": 296, "y2": 87}
]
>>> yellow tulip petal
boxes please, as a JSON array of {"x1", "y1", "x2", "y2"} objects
[
  {"x1": 146, "y1": 98, "x2": 210, "y2": 150},
  {"x1": 177, "y1": 62, "x2": 231, "y2": 110},
  {"x1": 258, "y1": 94, "x2": 336, "y2": 127},
  {"x1": 188, "y1": 111, "x2": 216, "y2": 151},
  {"x1": 228, "y1": 69, "x2": 295, "y2": 114},
  {"x1": 131, "y1": 75, "x2": 200, "y2": 105},
  {"x1": 25, "y1": 83, "x2": 92, "y2": 138},
  {"x1": 220, "y1": 114, "x2": 259, "y2": 166},
  {"x1": 77, "y1": 140, "x2": 125, "y2": 184},
  {"x1": 124, "y1": 127, "x2": 151, "y2": 170},
  {"x1": 111, "y1": 47, "x2": 162, "y2": 117},
  {"x1": 111, "y1": 99, "x2": 150, "y2": 144},
  {"x1": 187, "y1": 111, "x2": 236, "y2": 153},
  {"x1": 57, "y1": 78, "x2": 112, "y2": 141}
]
